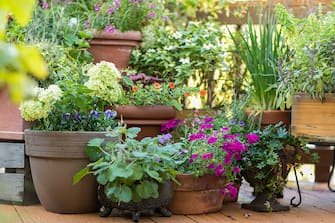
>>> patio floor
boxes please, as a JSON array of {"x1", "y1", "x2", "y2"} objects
[{"x1": 1, "y1": 181, "x2": 335, "y2": 223}]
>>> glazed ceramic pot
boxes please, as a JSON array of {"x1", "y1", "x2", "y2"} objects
[{"x1": 25, "y1": 130, "x2": 110, "y2": 214}]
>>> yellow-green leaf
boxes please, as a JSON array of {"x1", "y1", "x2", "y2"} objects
[
  {"x1": 0, "y1": 0, "x2": 37, "y2": 26},
  {"x1": 17, "y1": 44, "x2": 48, "y2": 79}
]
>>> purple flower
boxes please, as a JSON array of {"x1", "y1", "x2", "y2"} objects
[
  {"x1": 105, "y1": 25, "x2": 115, "y2": 33},
  {"x1": 230, "y1": 119, "x2": 236, "y2": 125},
  {"x1": 189, "y1": 158, "x2": 194, "y2": 163},
  {"x1": 204, "y1": 117, "x2": 214, "y2": 123},
  {"x1": 226, "y1": 183, "x2": 238, "y2": 199},
  {"x1": 224, "y1": 153, "x2": 232, "y2": 165},
  {"x1": 202, "y1": 152, "x2": 213, "y2": 160},
  {"x1": 180, "y1": 148, "x2": 188, "y2": 154},
  {"x1": 189, "y1": 133, "x2": 205, "y2": 141},
  {"x1": 149, "y1": 11, "x2": 156, "y2": 18},
  {"x1": 191, "y1": 154, "x2": 199, "y2": 159},
  {"x1": 94, "y1": 4, "x2": 101, "y2": 13},
  {"x1": 163, "y1": 133, "x2": 172, "y2": 140},
  {"x1": 246, "y1": 133, "x2": 259, "y2": 144},
  {"x1": 114, "y1": 0, "x2": 121, "y2": 9},
  {"x1": 239, "y1": 121, "x2": 245, "y2": 126},
  {"x1": 107, "y1": 7, "x2": 115, "y2": 15},
  {"x1": 156, "y1": 157, "x2": 161, "y2": 162},
  {"x1": 162, "y1": 15, "x2": 169, "y2": 22},
  {"x1": 215, "y1": 164, "x2": 225, "y2": 176},
  {"x1": 200, "y1": 123, "x2": 213, "y2": 130},
  {"x1": 42, "y1": 2, "x2": 49, "y2": 9},
  {"x1": 84, "y1": 20, "x2": 91, "y2": 28},
  {"x1": 149, "y1": 3, "x2": 155, "y2": 9},
  {"x1": 62, "y1": 113, "x2": 71, "y2": 120},
  {"x1": 158, "y1": 137, "x2": 165, "y2": 144},
  {"x1": 161, "y1": 119, "x2": 181, "y2": 131},
  {"x1": 233, "y1": 166, "x2": 240, "y2": 174},
  {"x1": 104, "y1": 109, "x2": 116, "y2": 119},
  {"x1": 90, "y1": 110, "x2": 101, "y2": 118},
  {"x1": 207, "y1": 136, "x2": 218, "y2": 144},
  {"x1": 207, "y1": 163, "x2": 215, "y2": 169}
]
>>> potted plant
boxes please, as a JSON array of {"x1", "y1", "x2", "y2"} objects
[
  {"x1": 57, "y1": 0, "x2": 164, "y2": 68},
  {"x1": 240, "y1": 122, "x2": 318, "y2": 212},
  {"x1": 130, "y1": 21, "x2": 227, "y2": 108},
  {"x1": 73, "y1": 126, "x2": 181, "y2": 222},
  {"x1": 228, "y1": 10, "x2": 291, "y2": 130},
  {"x1": 85, "y1": 61, "x2": 197, "y2": 139},
  {"x1": 20, "y1": 64, "x2": 122, "y2": 213},
  {"x1": 160, "y1": 114, "x2": 257, "y2": 214},
  {"x1": 275, "y1": 4, "x2": 335, "y2": 141}
]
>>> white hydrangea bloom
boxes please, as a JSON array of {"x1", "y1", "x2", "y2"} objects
[
  {"x1": 19, "y1": 100, "x2": 48, "y2": 121},
  {"x1": 84, "y1": 61, "x2": 123, "y2": 104}
]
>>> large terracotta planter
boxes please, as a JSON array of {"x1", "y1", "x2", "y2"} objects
[
  {"x1": 25, "y1": 130, "x2": 109, "y2": 214},
  {"x1": 113, "y1": 105, "x2": 177, "y2": 139},
  {"x1": 246, "y1": 110, "x2": 291, "y2": 130},
  {"x1": 88, "y1": 30, "x2": 142, "y2": 69},
  {"x1": 168, "y1": 174, "x2": 226, "y2": 215},
  {"x1": 0, "y1": 87, "x2": 30, "y2": 140}
]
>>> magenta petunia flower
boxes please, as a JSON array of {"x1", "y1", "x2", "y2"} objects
[
  {"x1": 204, "y1": 117, "x2": 214, "y2": 123},
  {"x1": 84, "y1": 20, "x2": 91, "y2": 28},
  {"x1": 226, "y1": 183, "x2": 238, "y2": 199},
  {"x1": 246, "y1": 133, "x2": 259, "y2": 144},
  {"x1": 233, "y1": 166, "x2": 240, "y2": 174},
  {"x1": 202, "y1": 152, "x2": 214, "y2": 160},
  {"x1": 200, "y1": 123, "x2": 213, "y2": 130},
  {"x1": 207, "y1": 163, "x2": 215, "y2": 169},
  {"x1": 42, "y1": 2, "x2": 49, "y2": 9},
  {"x1": 107, "y1": 7, "x2": 115, "y2": 15},
  {"x1": 149, "y1": 3, "x2": 155, "y2": 9},
  {"x1": 207, "y1": 136, "x2": 218, "y2": 144},
  {"x1": 191, "y1": 154, "x2": 199, "y2": 159},
  {"x1": 114, "y1": 0, "x2": 121, "y2": 9}
]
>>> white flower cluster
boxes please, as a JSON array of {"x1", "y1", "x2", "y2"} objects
[
  {"x1": 84, "y1": 61, "x2": 123, "y2": 104},
  {"x1": 19, "y1": 85, "x2": 63, "y2": 121}
]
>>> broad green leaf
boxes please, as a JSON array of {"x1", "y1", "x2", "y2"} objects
[
  {"x1": 108, "y1": 164, "x2": 133, "y2": 181},
  {"x1": 85, "y1": 145, "x2": 102, "y2": 161},
  {"x1": 145, "y1": 169, "x2": 161, "y2": 182},
  {"x1": 129, "y1": 165, "x2": 144, "y2": 181},
  {"x1": 97, "y1": 173, "x2": 108, "y2": 185},
  {"x1": 132, "y1": 151, "x2": 147, "y2": 158},
  {"x1": 135, "y1": 180, "x2": 158, "y2": 199},
  {"x1": 88, "y1": 138, "x2": 105, "y2": 147},
  {"x1": 126, "y1": 127, "x2": 141, "y2": 138},
  {"x1": 117, "y1": 185, "x2": 132, "y2": 202},
  {"x1": 104, "y1": 184, "x2": 117, "y2": 199},
  {"x1": 73, "y1": 166, "x2": 89, "y2": 185},
  {"x1": 121, "y1": 75, "x2": 134, "y2": 87}
]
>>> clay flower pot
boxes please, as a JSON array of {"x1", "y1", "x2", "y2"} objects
[
  {"x1": 246, "y1": 110, "x2": 291, "y2": 130},
  {"x1": 168, "y1": 174, "x2": 226, "y2": 215},
  {"x1": 25, "y1": 130, "x2": 109, "y2": 214},
  {"x1": 113, "y1": 105, "x2": 177, "y2": 139},
  {"x1": 88, "y1": 30, "x2": 142, "y2": 69}
]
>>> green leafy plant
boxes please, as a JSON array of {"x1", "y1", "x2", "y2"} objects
[
  {"x1": 228, "y1": 11, "x2": 290, "y2": 111},
  {"x1": 241, "y1": 122, "x2": 318, "y2": 195},
  {"x1": 275, "y1": 4, "x2": 335, "y2": 102},
  {"x1": 73, "y1": 126, "x2": 181, "y2": 203},
  {"x1": 65, "y1": 0, "x2": 164, "y2": 33},
  {"x1": 130, "y1": 21, "x2": 227, "y2": 107}
]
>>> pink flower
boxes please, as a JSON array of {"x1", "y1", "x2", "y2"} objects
[
  {"x1": 149, "y1": 11, "x2": 156, "y2": 18},
  {"x1": 233, "y1": 166, "x2": 240, "y2": 174},
  {"x1": 215, "y1": 164, "x2": 225, "y2": 176},
  {"x1": 84, "y1": 20, "x2": 90, "y2": 28},
  {"x1": 107, "y1": 7, "x2": 115, "y2": 15},
  {"x1": 207, "y1": 136, "x2": 218, "y2": 144},
  {"x1": 207, "y1": 163, "x2": 215, "y2": 169},
  {"x1": 149, "y1": 3, "x2": 155, "y2": 9},
  {"x1": 226, "y1": 183, "x2": 238, "y2": 199},
  {"x1": 191, "y1": 154, "x2": 199, "y2": 159},
  {"x1": 246, "y1": 133, "x2": 259, "y2": 144},
  {"x1": 94, "y1": 4, "x2": 101, "y2": 13},
  {"x1": 200, "y1": 123, "x2": 213, "y2": 130},
  {"x1": 162, "y1": 15, "x2": 169, "y2": 22},
  {"x1": 202, "y1": 152, "x2": 213, "y2": 160},
  {"x1": 42, "y1": 2, "x2": 49, "y2": 9},
  {"x1": 105, "y1": 25, "x2": 115, "y2": 33}
]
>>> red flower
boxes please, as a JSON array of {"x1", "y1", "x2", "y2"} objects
[
  {"x1": 132, "y1": 86, "x2": 138, "y2": 92},
  {"x1": 169, "y1": 82, "x2": 175, "y2": 89},
  {"x1": 154, "y1": 82, "x2": 161, "y2": 89},
  {"x1": 199, "y1": 90, "x2": 207, "y2": 97}
]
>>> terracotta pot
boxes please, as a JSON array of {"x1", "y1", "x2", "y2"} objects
[
  {"x1": 168, "y1": 174, "x2": 226, "y2": 215},
  {"x1": 112, "y1": 105, "x2": 177, "y2": 139},
  {"x1": 0, "y1": 87, "x2": 30, "y2": 140},
  {"x1": 246, "y1": 110, "x2": 291, "y2": 130},
  {"x1": 25, "y1": 130, "x2": 110, "y2": 214},
  {"x1": 88, "y1": 30, "x2": 142, "y2": 69}
]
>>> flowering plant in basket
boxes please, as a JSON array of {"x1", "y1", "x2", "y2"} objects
[{"x1": 161, "y1": 113, "x2": 259, "y2": 198}]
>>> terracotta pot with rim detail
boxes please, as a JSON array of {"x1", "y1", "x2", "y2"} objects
[
  {"x1": 25, "y1": 130, "x2": 112, "y2": 214},
  {"x1": 246, "y1": 110, "x2": 291, "y2": 130},
  {"x1": 112, "y1": 105, "x2": 177, "y2": 139},
  {"x1": 88, "y1": 30, "x2": 142, "y2": 69},
  {"x1": 168, "y1": 174, "x2": 226, "y2": 215}
]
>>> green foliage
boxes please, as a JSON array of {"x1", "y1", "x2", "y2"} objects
[
  {"x1": 229, "y1": 11, "x2": 290, "y2": 111},
  {"x1": 73, "y1": 126, "x2": 181, "y2": 203},
  {"x1": 66, "y1": 0, "x2": 164, "y2": 32},
  {"x1": 241, "y1": 122, "x2": 317, "y2": 194},
  {"x1": 275, "y1": 4, "x2": 335, "y2": 102},
  {"x1": 130, "y1": 21, "x2": 227, "y2": 107}
]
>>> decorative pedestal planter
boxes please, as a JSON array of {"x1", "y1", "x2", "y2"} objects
[
  {"x1": 168, "y1": 174, "x2": 226, "y2": 215},
  {"x1": 88, "y1": 30, "x2": 142, "y2": 69},
  {"x1": 98, "y1": 181, "x2": 173, "y2": 222},
  {"x1": 113, "y1": 105, "x2": 176, "y2": 139},
  {"x1": 25, "y1": 130, "x2": 108, "y2": 214}
]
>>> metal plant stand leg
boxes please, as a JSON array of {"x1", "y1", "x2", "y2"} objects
[
  {"x1": 290, "y1": 166, "x2": 302, "y2": 207},
  {"x1": 328, "y1": 147, "x2": 335, "y2": 192}
]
